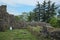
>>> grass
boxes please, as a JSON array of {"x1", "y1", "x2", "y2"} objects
[{"x1": 0, "y1": 29, "x2": 38, "y2": 40}]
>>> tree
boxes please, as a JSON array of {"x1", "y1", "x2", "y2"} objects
[
  {"x1": 15, "y1": 16, "x2": 20, "y2": 22},
  {"x1": 27, "y1": 0, "x2": 58, "y2": 22},
  {"x1": 42, "y1": 0, "x2": 46, "y2": 22},
  {"x1": 46, "y1": 0, "x2": 51, "y2": 22},
  {"x1": 33, "y1": 2, "x2": 41, "y2": 21},
  {"x1": 57, "y1": 9, "x2": 60, "y2": 27},
  {"x1": 42, "y1": 0, "x2": 57, "y2": 22},
  {"x1": 21, "y1": 12, "x2": 28, "y2": 21},
  {"x1": 27, "y1": 12, "x2": 33, "y2": 21},
  {"x1": 58, "y1": 9, "x2": 60, "y2": 15}
]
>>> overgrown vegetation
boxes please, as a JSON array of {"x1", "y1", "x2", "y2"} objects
[
  {"x1": 15, "y1": 0, "x2": 60, "y2": 28},
  {"x1": 27, "y1": 26, "x2": 52, "y2": 40}
]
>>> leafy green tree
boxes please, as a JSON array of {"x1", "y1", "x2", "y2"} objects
[
  {"x1": 15, "y1": 16, "x2": 20, "y2": 22},
  {"x1": 18, "y1": 12, "x2": 28, "y2": 21},
  {"x1": 15, "y1": 12, "x2": 28, "y2": 22},
  {"x1": 27, "y1": 12, "x2": 32, "y2": 21}
]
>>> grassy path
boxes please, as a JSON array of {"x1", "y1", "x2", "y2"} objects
[{"x1": 0, "y1": 29, "x2": 37, "y2": 40}]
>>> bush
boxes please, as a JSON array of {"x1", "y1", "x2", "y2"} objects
[
  {"x1": 49, "y1": 17, "x2": 57, "y2": 27},
  {"x1": 49, "y1": 17, "x2": 60, "y2": 28}
]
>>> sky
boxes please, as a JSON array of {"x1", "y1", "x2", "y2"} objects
[{"x1": 0, "y1": 0, "x2": 60, "y2": 15}]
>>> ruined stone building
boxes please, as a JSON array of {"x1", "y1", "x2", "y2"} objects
[{"x1": 0, "y1": 5, "x2": 16, "y2": 31}]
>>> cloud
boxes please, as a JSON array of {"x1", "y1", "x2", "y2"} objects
[
  {"x1": 0, "y1": 0, "x2": 44, "y2": 6},
  {"x1": 0, "y1": 0, "x2": 60, "y2": 6},
  {"x1": 0, "y1": 0, "x2": 60, "y2": 15},
  {"x1": 0, "y1": 0, "x2": 15, "y2": 6}
]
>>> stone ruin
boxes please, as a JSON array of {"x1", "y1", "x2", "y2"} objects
[
  {"x1": 0, "y1": 5, "x2": 19, "y2": 31},
  {"x1": 0, "y1": 5, "x2": 27, "y2": 31}
]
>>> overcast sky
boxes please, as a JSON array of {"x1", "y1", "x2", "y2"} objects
[{"x1": 0, "y1": 0, "x2": 60, "y2": 15}]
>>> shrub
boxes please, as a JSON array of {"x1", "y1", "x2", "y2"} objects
[{"x1": 49, "y1": 17, "x2": 57, "y2": 27}]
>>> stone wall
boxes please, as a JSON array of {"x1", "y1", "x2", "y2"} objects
[{"x1": 0, "y1": 5, "x2": 17, "y2": 31}]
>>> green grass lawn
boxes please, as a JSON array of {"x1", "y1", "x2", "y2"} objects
[{"x1": 0, "y1": 29, "x2": 37, "y2": 40}]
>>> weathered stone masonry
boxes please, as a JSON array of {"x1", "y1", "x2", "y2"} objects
[{"x1": 0, "y1": 5, "x2": 16, "y2": 31}]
